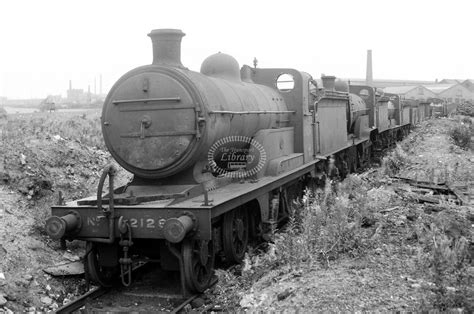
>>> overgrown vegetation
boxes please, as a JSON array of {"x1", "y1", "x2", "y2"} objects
[
  {"x1": 448, "y1": 117, "x2": 473, "y2": 149},
  {"x1": 381, "y1": 144, "x2": 410, "y2": 176},
  {"x1": 456, "y1": 102, "x2": 474, "y2": 117},
  {"x1": 416, "y1": 222, "x2": 473, "y2": 311},
  {"x1": 0, "y1": 106, "x2": 7, "y2": 119},
  {"x1": 1, "y1": 111, "x2": 104, "y2": 149},
  {"x1": 213, "y1": 174, "x2": 387, "y2": 307},
  {"x1": 269, "y1": 177, "x2": 382, "y2": 269},
  {"x1": 212, "y1": 121, "x2": 474, "y2": 311}
]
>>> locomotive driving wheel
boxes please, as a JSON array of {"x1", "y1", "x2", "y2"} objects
[
  {"x1": 85, "y1": 242, "x2": 119, "y2": 287},
  {"x1": 182, "y1": 239, "x2": 215, "y2": 293},
  {"x1": 223, "y1": 207, "x2": 249, "y2": 263}
]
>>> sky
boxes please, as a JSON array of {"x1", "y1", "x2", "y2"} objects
[{"x1": 0, "y1": 0, "x2": 473, "y2": 99}]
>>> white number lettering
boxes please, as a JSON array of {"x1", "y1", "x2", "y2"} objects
[{"x1": 146, "y1": 219, "x2": 155, "y2": 229}]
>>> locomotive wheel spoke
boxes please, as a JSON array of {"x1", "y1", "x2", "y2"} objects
[
  {"x1": 223, "y1": 207, "x2": 249, "y2": 263},
  {"x1": 182, "y1": 239, "x2": 214, "y2": 293},
  {"x1": 85, "y1": 242, "x2": 119, "y2": 287}
]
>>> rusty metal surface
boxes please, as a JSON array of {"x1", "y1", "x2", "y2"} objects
[
  {"x1": 348, "y1": 93, "x2": 369, "y2": 132},
  {"x1": 316, "y1": 97, "x2": 348, "y2": 155},
  {"x1": 383, "y1": 92, "x2": 401, "y2": 126},
  {"x1": 102, "y1": 32, "x2": 290, "y2": 180},
  {"x1": 376, "y1": 100, "x2": 390, "y2": 132},
  {"x1": 51, "y1": 160, "x2": 319, "y2": 241},
  {"x1": 52, "y1": 205, "x2": 213, "y2": 240}
]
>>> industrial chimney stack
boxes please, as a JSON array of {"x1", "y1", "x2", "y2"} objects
[{"x1": 366, "y1": 49, "x2": 373, "y2": 86}]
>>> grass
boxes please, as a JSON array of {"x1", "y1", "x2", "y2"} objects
[
  {"x1": 416, "y1": 222, "x2": 473, "y2": 311},
  {"x1": 212, "y1": 125, "x2": 473, "y2": 311},
  {"x1": 381, "y1": 144, "x2": 410, "y2": 176},
  {"x1": 449, "y1": 122, "x2": 473, "y2": 149},
  {"x1": 212, "y1": 175, "x2": 382, "y2": 308},
  {"x1": 1, "y1": 110, "x2": 104, "y2": 149},
  {"x1": 253, "y1": 175, "x2": 383, "y2": 271}
]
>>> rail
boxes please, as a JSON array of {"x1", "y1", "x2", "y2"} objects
[
  {"x1": 171, "y1": 277, "x2": 218, "y2": 313},
  {"x1": 56, "y1": 267, "x2": 217, "y2": 313},
  {"x1": 56, "y1": 286, "x2": 109, "y2": 314},
  {"x1": 57, "y1": 261, "x2": 148, "y2": 312}
]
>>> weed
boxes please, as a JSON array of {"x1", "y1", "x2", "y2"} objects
[
  {"x1": 246, "y1": 175, "x2": 376, "y2": 275},
  {"x1": 449, "y1": 124, "x2": 472, "y2": 149},
  {"x1": 417, "y1": 223, "x2": 473, "y2": 311},
  {"x1": 381, "y1": 144, "x2": 410, "y2": 176},
  {"x1": 461, "y1": 116, "x2": 472, "y2": 125}
]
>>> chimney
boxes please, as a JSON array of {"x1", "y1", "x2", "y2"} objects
[
  {"x1": 321, "y1": 75, "x2": 336, "y2": 91},
  {"x1": 69, "y1": 80, "x2": 72, "y2": 91},
  {"x1": 148, "y1": 29, "x2": 185, "y2": 67},
  {"x1": 366, "y1": 49, "x2": 373, "y2": 86}
]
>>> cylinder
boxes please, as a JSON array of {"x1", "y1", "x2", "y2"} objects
[
  {"x1": 147, "y1": 29, "x2": 185, "y2": 67},
  {"x1": 163, "y1": 215, "x2": 194, "y2": 243},
  {"x1": 45, "y1": 213, "x2": 80, "y2": 239}
]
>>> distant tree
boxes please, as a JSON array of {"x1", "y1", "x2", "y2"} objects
[{"x1": 0, "y1": 106, "x2": 7, "y2": 119}]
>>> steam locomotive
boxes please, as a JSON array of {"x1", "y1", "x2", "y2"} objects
[{"x1": 45, "y1": 29, "x2": 416, "y2": 294}]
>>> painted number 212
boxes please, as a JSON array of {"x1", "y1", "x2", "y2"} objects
[{"x1": 129, "y1": 218, "x2": 155, "y2": 229}]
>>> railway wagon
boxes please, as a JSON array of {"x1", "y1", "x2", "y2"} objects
[{"x1": 45, "y1": 29, "x2": 411, "y2": 295}]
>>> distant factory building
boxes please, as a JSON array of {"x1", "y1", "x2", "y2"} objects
[
  {"x1": 461, "y1": 79, "x2": 474, "y2": 92},
  {"x1": 383, "y1": 85, "x2": 437, "y2": 100},
  {"x1": 67, "y1": 80, "x2": 89, "y2": 104},
  {"x1": 383, "y1": 83, "x2": 474, "y2": 103},
  {"x1": 424, "y1": 83, "x2": 473, "y2": 103},
  {"x1": 349, "y1": 78, "x2": 435, "y2": 88}
]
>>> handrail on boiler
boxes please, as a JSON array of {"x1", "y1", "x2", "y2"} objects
[{"x1": 209, "y1": 110, "x2": 295, "y2": 115}]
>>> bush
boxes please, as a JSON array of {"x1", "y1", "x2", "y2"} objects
[
  {"x1": 449, "y1": 124, "x2": 472, "y2": 149},
  {"x1": 381, "y1": 144, "x2": 410, "y2": 176},
  {"x1": 247, "y1": 176, "x2": 376, "y2": 273},
  {"x1": 0, "y1": 106, "x2": 7, "y2": 119},
  {"x1": 419, "y1": 225, "x2": 473, "y2": 311},
  {"x1": 461, "y1": 116, "x2": 472, "y2": 125},
  {"x1": 456, "y1": 102, "x2": 474, "y2": 117}
]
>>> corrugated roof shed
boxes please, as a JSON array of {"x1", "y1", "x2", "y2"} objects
[
  {"x1": 461, "y1": 79, "x2": 474, "y2": 92},
  {"x1": 423, "y1": 84, "x2": 456, "y2": 93},
  {"x1": 383, "y1": 85, "x2": 418, "y2": 94},
  {"x1": 349, "y1": 79, "x2": 434, "y2": 88},
  {"x1": 439, "y1": 79, "x2": 462, "y2": 84}
]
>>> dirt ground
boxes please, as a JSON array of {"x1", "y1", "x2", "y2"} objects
[
  {"x1": 0, "y1": 112, "x2": 473, "y2": 312},
  {"x1": 0, "y1": 110, "x2": 131, "y2": 311}
]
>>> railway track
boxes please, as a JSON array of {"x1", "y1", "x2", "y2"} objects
[
  {"x1": 55, "y1": 264, "x2": 217, "y2": 313},
  {"x1": 56, "y1": 286, "x2": 109, "y2": 314}
]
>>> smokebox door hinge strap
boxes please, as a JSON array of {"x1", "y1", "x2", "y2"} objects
[{"x1": 196, "y1": 108, "x2": 205, "y2": 140}]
